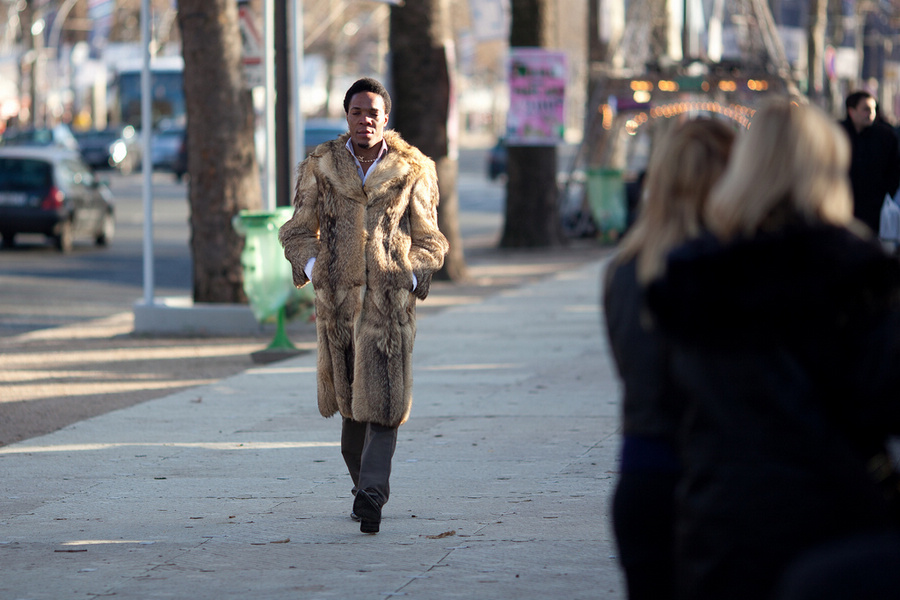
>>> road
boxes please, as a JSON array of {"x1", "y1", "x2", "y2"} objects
[
  {"x1": 0, "y1": 147, "x2": 514, "y2": 339},
  {"x1": 0, "y1": 170, "x2": 192, "y2": 337}
]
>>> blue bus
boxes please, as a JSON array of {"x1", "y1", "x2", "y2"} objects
[{"x1": 113, "y1": 55, "x2": 185, "y2": 129}]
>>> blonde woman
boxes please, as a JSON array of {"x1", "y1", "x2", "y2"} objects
[
  {"x1": 648, "y1": 98, "x2": 900, "y2": 600},
  {"x1": 603, "y1": 118, "x2": 736, "y2": 600}
]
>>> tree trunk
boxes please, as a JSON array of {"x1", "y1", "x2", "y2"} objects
[
  {"x1": 807, "y1": 0, "x2": 828, "y2": 107},
  {"x1": 389, "y1": 0, "x2": 466, "y2": 281},
  {"x1": 502, "y1": 0, "x2": 563, "y2": 248},
  {"x1": 178, "y1": 0, "x2": 261, "y2": 303}
]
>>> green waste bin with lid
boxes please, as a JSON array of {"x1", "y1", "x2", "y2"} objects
[
  {"x1": 586, "y1": 167, "x2": 627, "y2": 242},
  {"x1": 232, "y1": 207, "x2": 313, "y2": 353}
]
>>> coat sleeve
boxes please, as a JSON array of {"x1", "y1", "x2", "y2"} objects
[
  {"x1": 278, "y1": 159, "x2": 320, "y2": 288},
  {"x1": 408, "y1": 165, "x2": 450, "y2": 300}
]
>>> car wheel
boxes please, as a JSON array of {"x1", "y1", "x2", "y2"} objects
[
  {"x1": 54, "y1": 221, "x2": 73, "y2": 253},
  {"x1": 96, "y1": 211, "x2": 115, "y2": 246},
  {"x1": 1, "y1": 232, "x2": 15, "y2": 248}
]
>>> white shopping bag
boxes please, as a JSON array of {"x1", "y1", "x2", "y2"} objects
[{"x1": 879, "y1": 194, "x2": 900, "y2": 242}]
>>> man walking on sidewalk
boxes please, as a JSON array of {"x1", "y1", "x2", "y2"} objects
[
  {"x1": 839, "y1": 90, "x2": 900, "y2": 234},
  {"x1": 279, "y1": 78, "x2": 449, "y2": 533}
]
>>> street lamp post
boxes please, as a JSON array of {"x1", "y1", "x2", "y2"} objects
[
  {"x1": 48, "y1": 0, "x2": 78, "y2": 58},
  {"x1": 30, "y1": 14, "x2": 44, "y2": 127}
]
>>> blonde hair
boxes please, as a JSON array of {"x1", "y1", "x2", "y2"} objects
[
  {"x1": 706, "y1": 98, "x2": 853, "y2": 240},
  {"x1": 617, "y1": 118, "x2": 736, "y2": 283}
]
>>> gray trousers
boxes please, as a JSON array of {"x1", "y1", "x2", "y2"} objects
[{"x1": 341, "y1": 418, "x2": 398, "y2": 506}]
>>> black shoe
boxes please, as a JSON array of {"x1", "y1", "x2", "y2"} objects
[
  {"x1": 352, "y1": 489, "x2": 382, "y2": 533},
  {"x1": 350, "y1": 511, "x2": 360, "y2": 522}
]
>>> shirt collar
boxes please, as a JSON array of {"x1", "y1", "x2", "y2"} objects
[{"x1": 345, "y1": 137, "x2": 388, "y2": 163}]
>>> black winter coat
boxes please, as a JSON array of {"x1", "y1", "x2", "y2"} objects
[
  {"x1": 647, "y1": 223, "x2": 900, "y2": 600},
  {"x1": 604, "y1": 257, "x2": 683, "y2": 445},
  {"x1": 840, "y1": 118, "x2": 900, "y2": 233}
]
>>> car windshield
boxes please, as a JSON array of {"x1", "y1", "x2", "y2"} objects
[
  {"x1": 0, "y1": 158, "x2": 53, "y2": 192},
  {"x1": 75, "y1": 131, "x2": 118, "y2": 143}
]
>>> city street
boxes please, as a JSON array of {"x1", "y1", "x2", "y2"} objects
[
  {"x1": 0, "y1": 246, "x2": 619, "y2": 600},
  {"x1": 0, "y1": 147, "x2": 508, "y2": 339},
  {"x1": 0, "y1": 144, "x2": 608, "y2": 447},
  {"x1": 0, "y1": 170, "x2": 193, "y2": 337},
  {"x1": 0, "y1": 139, "x2": 616, "y2": 599}
]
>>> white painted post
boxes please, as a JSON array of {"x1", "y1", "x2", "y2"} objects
[{"x1": 140, "y1": 0, "x2": 155, "y2": 305}]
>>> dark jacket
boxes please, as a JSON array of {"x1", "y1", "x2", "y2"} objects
[
  {"x1": 647, "y1": 222, "x2": 900, "y2": 600},
  {"x1": 840, "y1": 118, "x2": 900, "y2": 233},
  {"x1": 604, "y1": 257, "x2": 683, "y2": 451}
]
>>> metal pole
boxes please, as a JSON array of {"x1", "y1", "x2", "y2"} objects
[
  {"x1": 707, "y1": 0, "x2": 724, "y2": 62},
  {"x1": 48, "y1": 0, "x2": 79, "y2": 58},
  {"x1": 289, "y1": 0, "x2": 304, "y2": 195},
  {"x1": 275, "y1": 0, "x2": 290, "y2": 207},
  {"x1": 264, "y1": 0, "x2": 276, "y2": 211},
  {"x1": 31, "y1": 15, "x2": 45, "y2": 127},
  {"x1": 140, "y1": 0, "x2": 154, "y2": 305},
  {"x1": 47, "y1": 0, "x2": 80, "y2": 125}
]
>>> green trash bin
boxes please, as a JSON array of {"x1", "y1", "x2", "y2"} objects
[
  {"x1": 232, "y1": 207, "x2": 314, "y2": 352},
  {"x1": 586, "y1": 168, "x2": 627, "y2": 243}
]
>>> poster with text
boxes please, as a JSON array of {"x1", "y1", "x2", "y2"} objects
[{"x1": 506, "y1": 48, "x2": 567, "y2": 146}]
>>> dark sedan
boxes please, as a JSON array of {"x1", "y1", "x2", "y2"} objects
[
  {"x1": 0, "y1": 147, "x2": 115, "y2": 252},
  {"x1": 74, "y1": 126, "x2": 141, "y2": 174}
]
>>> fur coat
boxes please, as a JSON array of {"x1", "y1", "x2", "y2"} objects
[{"x1": 278, "y1": 130, "x2": 449, "y2": 427}]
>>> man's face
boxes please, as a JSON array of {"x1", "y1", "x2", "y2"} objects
[
  {"x1": 346, "y1": 92, "x2": 388, "y2": 149},
  {"x1": 849, "y1": 97, "x2": 877, "y2": 132}
]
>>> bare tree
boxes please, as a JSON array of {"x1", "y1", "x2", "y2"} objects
[
  {"x1": 177, "y1": 0, "x2": 261, "y2": 302},
  {"x1": 501, "y1": 0, "x2": 563, "y2": 247},
  {"x1": 807, "y1": 0, "x2": 828, "y2": 108},
  {"x1": 111, "y1": 0, "x2": 181, "y2": 47},
  {"x1": 303, "y1": 1, "x2": 390, "y2": 117},
  {"x1": 390, "y1": 0, "x2": 466, "y2": 281}
]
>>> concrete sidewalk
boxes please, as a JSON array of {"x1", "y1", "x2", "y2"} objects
[{"x1": 0, "y1": 257, "x2": 624, "y2": 600}]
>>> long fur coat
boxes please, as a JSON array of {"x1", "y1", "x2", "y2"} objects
[{"x1": 278, "y1": 130, "x2": 449, "y2": 427}]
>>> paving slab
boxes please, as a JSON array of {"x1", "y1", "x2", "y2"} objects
[{"x1": 0, "y1": 257, "x2": 624, "y2": 600}]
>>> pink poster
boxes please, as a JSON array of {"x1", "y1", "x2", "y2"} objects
[{"x1": 507, "y1": 48, "x2": 567, "y2": 146}]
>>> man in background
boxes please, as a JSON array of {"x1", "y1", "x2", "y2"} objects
[{"x1": 840, "y1": 90, "x2": 900, "y2": 234}]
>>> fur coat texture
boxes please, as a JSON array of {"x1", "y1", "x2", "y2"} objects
[{"x1": 278, "y1": 129, "x2": 449, "y2": 427}]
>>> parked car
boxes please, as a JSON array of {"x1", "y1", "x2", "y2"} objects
[
  {"x1": 487, "y1": 136, "x2": 507, "y2": 180},
  {"x1": 0, "y1": 124, "x2": 80, "y2": 152},
  {"x1": 150, "y1": 127, "x2": 187, "y2": 180},
  {"x1": 303, "y1": 119, "x2": 348, "y2": 157},
  {"x1": 74, "y1": 125, "x2": 141, "y2": 174},
  {"x1": 0, "y1": 146, "x2": 115, "y2": 252}
]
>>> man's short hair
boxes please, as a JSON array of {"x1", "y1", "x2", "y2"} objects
[
  {"x1": 846, "y1": 90, "x2": 874, "y2": 115},
  {"x1": 343, "y1": 78, "x2": 392, "y2": 115}
]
